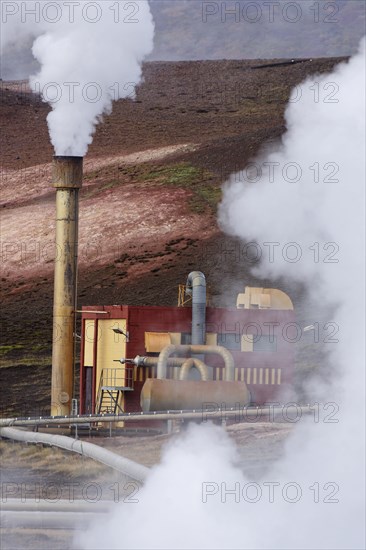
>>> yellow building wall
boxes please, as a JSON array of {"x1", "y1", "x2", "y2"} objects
[
  {"x1": 83, "y1": 320, "x2": 95, "y2": 366},
  {"x1": 96, "y1": 319, "x2": 127, "y2": 411}
]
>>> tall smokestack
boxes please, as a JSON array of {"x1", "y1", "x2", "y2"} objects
[{"x1": 51, "y1": 156, "x2": 83, "y2": 416}]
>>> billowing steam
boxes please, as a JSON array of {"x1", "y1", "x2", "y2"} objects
[
  {"x1": 219, "y1": 37, "x2": 366, "y2": 403},
  {"x1": 75, "y1": 38, "x2": 365, "y2": 550},
  {"x1": 1, "y1": 1, "x2": 154, "y2": 155}
]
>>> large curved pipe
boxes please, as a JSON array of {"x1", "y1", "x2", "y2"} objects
[
  {"x1": 157, "y1": 344, "x2": 235, "y2": 381},
  {"x1": 179, "y1": 358, "x2": 209, "y2": 381},
  {"x1": 0, "y1": 427, "x2": 148, "y2": 482},
  {"x1": 131, "y1": 355, "x2": 209, "y2": 381},
  {"x1": 186, "y1": 271, "x2": 206, "y2": 345}
]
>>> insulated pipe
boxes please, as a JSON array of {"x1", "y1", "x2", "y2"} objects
[
  {"x1": 130, "y1": 355, "x2": 209, "y2": 380},
  {"x1": 131, "y1": 356, "x2": 198, "y2": 368},
  {"x1": 2, "y1": 500, "x2": 112, "y2": 513},
  {"x1": 157, "y1": 344, "x2": 235, "y2": 381},
  {"x1": 0, "y1": 405, "x2": 317, "y2": 427},
  {"x1": 0, "y1": 427, "x2": 148, "y2": 482},
  {"x1": 0, "y1": 511, "x2": 102, "y2": 530},
  {"x1": 179, "y1": 358, "x2": 209, "y2": 381},
  {"x1": 51, "y1": 156, "x2": 83, "y2": 416},
  {"x1": 186, "y1": 271, "x2": 206, "y2": 345}
]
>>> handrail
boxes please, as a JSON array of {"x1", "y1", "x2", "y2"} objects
[
  {"x1": 0, "y1": 405, "x2": 318, "y2": 427},
  {"x1": 96, "y1": 367, "x2": 134, "y2": 414}
]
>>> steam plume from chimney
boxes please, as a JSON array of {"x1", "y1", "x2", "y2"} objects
[{"x1": 2, "y1": 0, "x2": 154, "y2": 155}]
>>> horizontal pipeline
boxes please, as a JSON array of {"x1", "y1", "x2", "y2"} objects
[
  {"x1": 1, "y1": 499, "x2": 113, "y2": 513},
  {"x1": 0, "y1": 405, "x2": 317, "y2": 428},
  {"x1": 1, "y1": 510, "x2": 101, "y2": 530}
]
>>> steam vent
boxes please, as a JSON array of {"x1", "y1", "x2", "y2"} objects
[{"x1": 51, "y1": 156, "x2": 83, "y2": 416}]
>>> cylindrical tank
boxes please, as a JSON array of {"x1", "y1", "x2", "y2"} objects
[
  {"x1": 51, "y1": 156, "x2": 83, "y2": 416},
  {"x1": 140, "y1": 379, "x2": 250, "y2": 412}
]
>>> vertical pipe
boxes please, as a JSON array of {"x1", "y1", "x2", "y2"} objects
[
  {"x1": 51, "y1": 156, "x2": 83, "y2": 416},
  {"x1": 185, "y1": 271, "x2": 206, "y2": 345}
]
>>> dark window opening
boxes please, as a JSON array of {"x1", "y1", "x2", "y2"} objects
[{"x1": 84, "y1": 367, "x2": 93, "y2": 414}]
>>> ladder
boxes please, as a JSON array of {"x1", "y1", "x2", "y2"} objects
[{"x1": 95, "y1": 367, "x2": 134, "y2": 414}]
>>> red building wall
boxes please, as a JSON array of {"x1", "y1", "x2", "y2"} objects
[{"x1": 80, "y1": 305, "x2": 296, "y2": 414}]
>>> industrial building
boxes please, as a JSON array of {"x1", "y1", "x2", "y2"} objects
[
  {"x1": 48, "y1": 156, "x2": 295, "y2": 419},
  {"x1": 79, "y1": 279, "x2": 295, "y2": 415}
]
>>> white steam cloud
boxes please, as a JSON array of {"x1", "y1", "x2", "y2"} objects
[
  {"x1": 219, "y1": 37, "x2": 366, "y2": 405},
  {"x1": 1, "y1": 1, "x2": 154, "y2": 155},
  {"x1": 75, "y1": 40, "x2": 365, "y2": 550}
]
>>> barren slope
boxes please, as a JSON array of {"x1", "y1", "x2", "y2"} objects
[{"x1": 0, "y1": 58, "x2": 344, "y2": 416}]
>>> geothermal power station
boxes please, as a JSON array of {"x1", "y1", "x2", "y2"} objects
[
  {"x1": 3, "y1": 2, "x2": 364, "y2": 546},
  {"x1": 48, "y1": 157, "x2": 295, "y2": 423},
  {"x1": 0, "y1": 153, "x2": 311, "y2": 543}
]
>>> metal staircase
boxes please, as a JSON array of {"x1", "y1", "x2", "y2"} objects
[{"x1": 95, "y1": 367, "x2": 134, "y2": 414}]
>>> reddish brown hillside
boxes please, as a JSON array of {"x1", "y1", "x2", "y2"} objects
[{"x1": 0, "y1": 58, "x2": 344, "y2": 415}]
